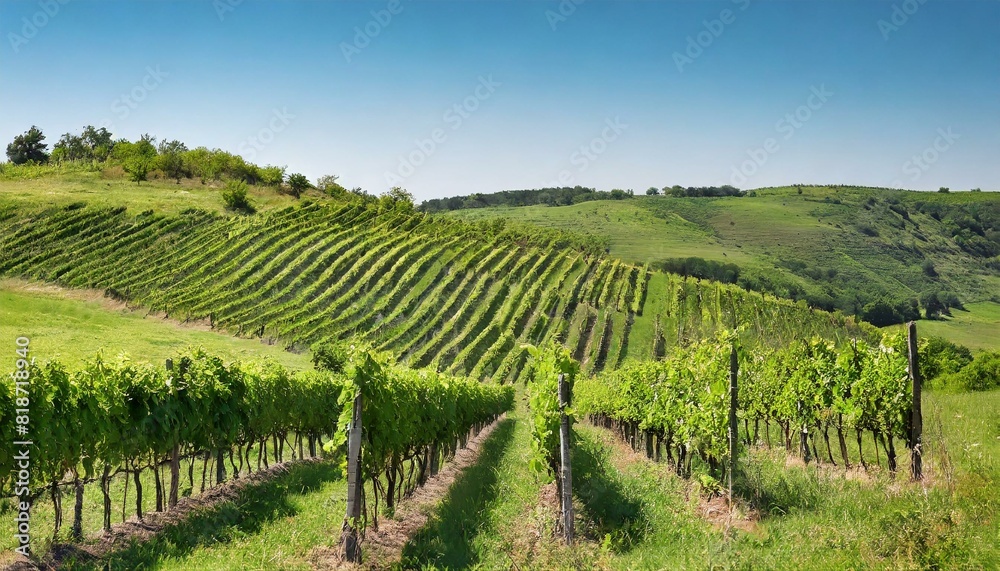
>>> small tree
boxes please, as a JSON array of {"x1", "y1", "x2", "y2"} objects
[
  {"x1": 81, "y1": 125, "x2": 114, "y2": 157},
  {"x1": 922, "y1": 259, "x2": 938, "y2": 277},
  {"x1": 53, "y1": 133, "x2": 88, "y2": 161},
  {"x1": 259, "y1": 165, "x2": 286, "y2": 186},
  {"x1": 125, "y1": 157, "x2": 150, "y2": 184},
  {"x1": 6, "y1": 126, "x2": 50, "y2": 164},
  {"x1": 157, "y1": 140, "x2": 189, "y2": 183},
  {"x1": 287, "y1": 173, "x2": 310, "y2": 198},
  {"x1": 938, "y1": 187, "x2": 950, "y2": 193},
  {"x1": 920, "y1": 289, "x2": 945, "y2": 319},
  {"x1": 222, "y1": 179, "x2": 254, "y2": 213},
  {"x1": 380, "y1": 186, "x2": 415, "y2": 213},
  {"x1": 317, "y1": 174, "x2": 347, "y2": 196},
  {"x1": 645, "y1": 186, "x2": 660, "y2": 196}
]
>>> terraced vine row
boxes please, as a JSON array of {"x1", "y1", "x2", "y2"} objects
[{"x1": 0, "y1": 197, "x2": 878, "y2": 379}]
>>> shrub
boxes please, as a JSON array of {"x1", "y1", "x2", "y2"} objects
[
  {"x1": 311, "y1": 341, "x2": 349, "y2": 374},
  {"x1": 921, "y1": 259, "x2": 938, "y2": 277},
  {"x1": 947, "y1": 351, "x2": 1000, "y2": 391},
  {"x1": 221, "y1": 179, "x2": 254, "y2": 213},
  {"x1": 921, "y1": 337, "x2": 973, "y2": 384}
]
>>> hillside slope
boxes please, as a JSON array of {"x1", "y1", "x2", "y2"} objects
[
  {"x1": 448, "y1": 186, "x2": 1000, "y2": 320},
  {"x1": 0, "y1": 196, "x2": 874, "y2": 380}
]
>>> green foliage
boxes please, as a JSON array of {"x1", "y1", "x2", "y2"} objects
[
  {"x1": 221, "y1": 179, "x2": 254, "y2": 213},
  {"x1": 861, "y1": 296, "x2": 920, "y2": 327},
  {"x1": 316, "y1": 174, "x2": 346, "y2": 196},
  {"x1": 652, "y1": 256, "x2": 740, "y2": 284},
  {"x1": 577, "y1": 331, "x2": 736, "y2": 474},
  {"x1": 310, "y1": 340, "x2": 349, "y2": 374},
  {"x1": 6, "y1": 125, "x2": 50, "y2": 164},
  {"x1": 156, "y1": 139, "x2": 189, "y2": 183},
  {"x1": 523, "y1": 342, "x2": 580, "y2": 478},
  {"x1": 258, "y1": 165, "x2": 286, "y2": 186},
  {"x1": 286, "y1": 173, "x2": 310, "y2": 198},
  {"x1": 577, "y1": 331, "x2": 914, "y2": 479},
  {"x1": 380, "y1": 186, "x2": 415, "y2": 214},
  {"x1": 920, "y1": 336, "x2": 973, "y2": 384},
  {"x1": 942, "y1": 351, "x2": 1000, "y2": 391},
  {"x1": 112, "y1": 135, "x2": 158, "y2": 185},
  {"x1": 0, "y1": 348, "x2": 347, "y2": 497}
]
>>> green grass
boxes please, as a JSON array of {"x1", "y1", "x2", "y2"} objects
[
  {"x1": 911, "y1": 301, "x2": 1000, "y2": 353},
  {"x1": 30, "y1": 459, "x2": 347, "y2": 571},
  {"x1": 0, "y1": 168, "x2": 303, "y2": 215},
  {"x1": 544, "y1": 389, "x2": 1000, "y2": 570},
  {"x1": 0, "y1": 278, "x2": 310, "y2": 369}
]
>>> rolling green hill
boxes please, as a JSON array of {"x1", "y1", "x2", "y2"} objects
[
  {"x1": 0, "y1": 193, "x2": 875, "y2": 381},
  {"x1": 447, "y1": 186, "x2": 1000, "y2": 340}
]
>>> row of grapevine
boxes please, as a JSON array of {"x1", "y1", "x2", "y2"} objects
[
  {"x1": 0, "y1": 197, "x2": 878, "y2": 384},
  {"x1": 1, "y1": 346, "x2": 513, "y2": 544},
  {"x1": 343, "y1": 351, "x2": 514, "y2": 530},
  {"x1": 575, "y1": 330, "x2": 916, "y2": 481}
]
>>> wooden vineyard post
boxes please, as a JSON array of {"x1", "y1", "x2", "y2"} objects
[
  {"x1": 728, "y1": 345, "x2": 739, "y2": 499},
  {"x1": 907, "y1": 321, "x2": 923, "y2": 481},
  {"x1": 558, "y1": 373, "x2": 574, "y2": 545},
  {"x1": 798, "y1": 400, "x2": 810, "y2": 464},
  {"x1": 342, "y1": 392, "x2": 364, "y2": 562},
  {"x1": 166, "y1": 359, "x2": 180, "y2": 509}
]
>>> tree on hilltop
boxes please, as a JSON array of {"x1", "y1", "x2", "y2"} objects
[{"x1": 6, "y1": 126, "x2": 49, "y2": 164}]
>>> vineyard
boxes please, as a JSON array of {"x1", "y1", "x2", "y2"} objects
[
  {"x1": 575, "y1": 331, "x2": 919, "y2": 482},
  {"x1": 0, "y1": 346, "x2": 512, "y2": 554},
  {"x1": 2, "y1": 193, "x2": 997, "y2": 569},
  {"x1": 0, "y1": 197, "x2": 877, "y2": 381}
]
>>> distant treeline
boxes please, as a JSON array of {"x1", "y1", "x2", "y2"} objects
[
  {"x1": 419, "y1": 185, "x2": 743, "y2": 212},
  {"x1": 652, "y1": 257, "x2": 740, "y2": 284}
]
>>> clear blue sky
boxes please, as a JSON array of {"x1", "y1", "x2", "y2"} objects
[{"x1": 2, "y1": 0, "x2": 998, "y2": 201}]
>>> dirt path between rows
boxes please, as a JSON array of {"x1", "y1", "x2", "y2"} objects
[
  {"x1": 2, "y1": 459, "x2": 319, "y2": 571},
  {"x1": 311, "y1": 417, "x2": 505, "y2": 571},
  {"x1": 580, "y1": 422, "x2": 760, "y2": 535}
]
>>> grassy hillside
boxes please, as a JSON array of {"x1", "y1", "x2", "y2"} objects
[
  {"x1": 449, "y1": 186, "x2": 1000, "y2": 325},
  {"x1": 0, "y1": 193, "x2": 875, "y2": 381},
  {"x1": 0, "y1": 278, "x2": 310, "y2": 369},
  {"x1": 0, "y1": 164, "x2": 303, "y2": 215},
  {"x1": 889, "y1": 301, "x2": 1000, "y2": 353}
]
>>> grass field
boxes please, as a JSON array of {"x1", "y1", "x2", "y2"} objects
[
  {"x1": 912, "y1": 301, "x2": 1000, "y2": 353},
  {"x1": 0, "y1": 278, "x2": 310, "y2": 369},
  {"x1": 0, "y1": 167, "x2": 303, "y2": 215}
]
